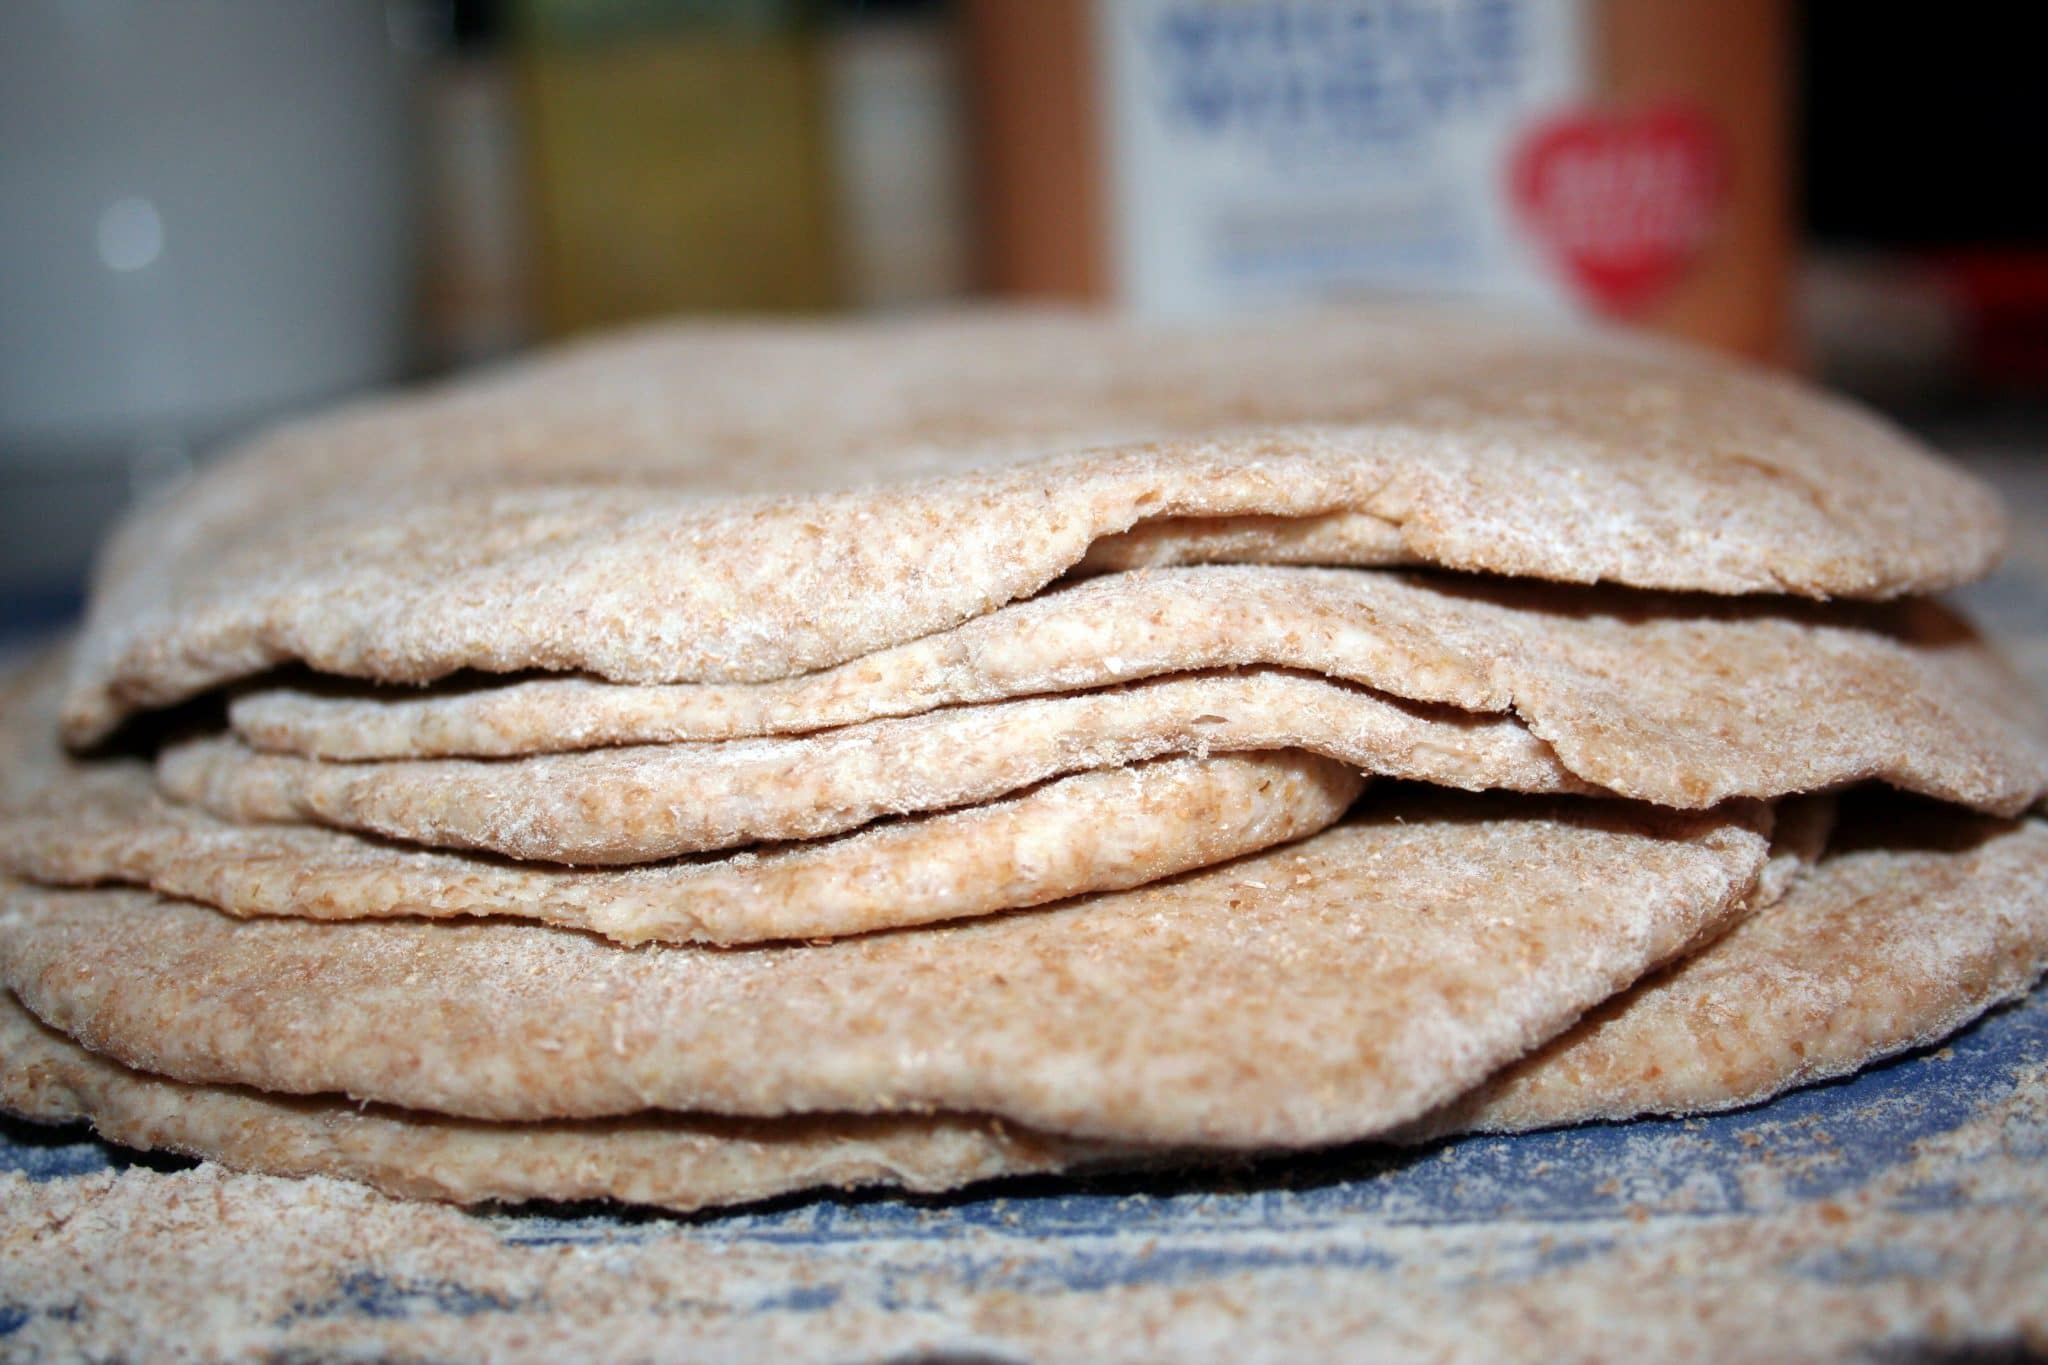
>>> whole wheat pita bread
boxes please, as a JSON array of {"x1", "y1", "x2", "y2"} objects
[
  {"x1": 0, "y1": 996, "x2": 1121, "y2": 1211},
  {"x1": 1, "y1": 733, "x2": 1360, "y2": 947},
  {"x1": 0, "y1": 805, "x2": 1824, "y2": 1218},
  {"x1": 160, "y1": 672, "x2": 1590, "y2": 864},
  {"x1": 0, "y1": 791, "x2": 1772, "y2": 1144},
  {"x1": 225, "y1": 567, "x2": 2048, "y2": 819},
  {"x1": 1433, "y1": 801, "x2": 2048, "y2": 1135},
  {"x1": 61, "y1": 309, "x2": 2003, "y2": 744},
  {"x1": 0, "y1": 654, "x2": 1360, "y2": 944},
  {"x1": 29, "y1": 797, "x2": 2048, "y2": 1219}
]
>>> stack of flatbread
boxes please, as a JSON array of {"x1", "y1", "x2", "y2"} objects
[{"x1": 5, "y1": 308, "x2": 2048, "y2": 1214}]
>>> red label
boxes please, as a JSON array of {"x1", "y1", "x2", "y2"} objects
[{"x1": 1510, "y1": 105, "x2": 1726, "y2": 318}]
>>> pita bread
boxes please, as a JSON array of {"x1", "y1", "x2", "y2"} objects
[
  {"x1": 1, "y1": 728, "x2": 1360, "y2": 946},
  {"x1": 226, "y1": 567, "x2": 2048, "y2": 818},
  {"x1": 0, "y1": 811, "x2": 1818, "y2": 1230},
  {"x1": 0, "y1": 995, "x2": 1121, "y2": 1211},
  {"x1": 1436, "y1": 801, "x2": 2048, "y2": 1134},
  {"x1": 0, "y1": 791, "x2": 1772, "y2": 1144},
  {"x1": 160, "y1": 672, "x2": 1589, "y2": 864},
  {"x1": 61, "y1": 309, "x2": 2003, "y2": 743},
  {"x1": 0, "y1": 806, "x2": 1835, "y2": 1226},
  {"x1": 0, "y1": 647, "x2": 1371, "y2": 946},
  {"x1": 29, "y1": 796, "x2": 2048, "y2": 1220}
]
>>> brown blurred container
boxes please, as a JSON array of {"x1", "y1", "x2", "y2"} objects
[{"x1": 964, "y1": 0, "x2": 1790, "y2": 363}]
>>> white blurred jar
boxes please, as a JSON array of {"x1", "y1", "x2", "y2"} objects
[{"x1": 0, "y1": 0, "x2": 421, "y2": 604}]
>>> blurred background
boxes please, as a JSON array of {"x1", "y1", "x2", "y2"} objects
[{"x1": 2, "y1": 0, "x2": 2044, "y2": 640}]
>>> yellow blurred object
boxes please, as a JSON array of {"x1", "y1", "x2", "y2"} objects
[{"x1": 521, "y1": 3, "x2": 837, "y2": 330}]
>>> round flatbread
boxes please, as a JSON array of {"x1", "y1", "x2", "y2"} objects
[
  {"x1": 21, "y1": 798, "x2": 2045, "y2": 1218},
  {"x1": 0, "y1": 995, "x2": 1117, "y2": 1212},
  {"x1": 160, "y1": 672, "x2": 1588, "y2": 864},
  {"x1": 1437, "y1": 801, "x2": 2048, "y2": 1133},
  {"x1": 0, "y1": 654, "x2": 1360, "y2": 945},
  {"x1": 0, "y1": 790, "x2": 1772, "y2": 1145},
  {"x1": 61, "y1": 309, "x2": 2003, "y2": 742},
  {"x1": 226, "y1": 567, "x2": 2048, "y2": 820}
]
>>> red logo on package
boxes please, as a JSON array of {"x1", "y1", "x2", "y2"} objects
[{"x1": 1510, "y1": 106, "x2": 1726, "y2": 318}]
